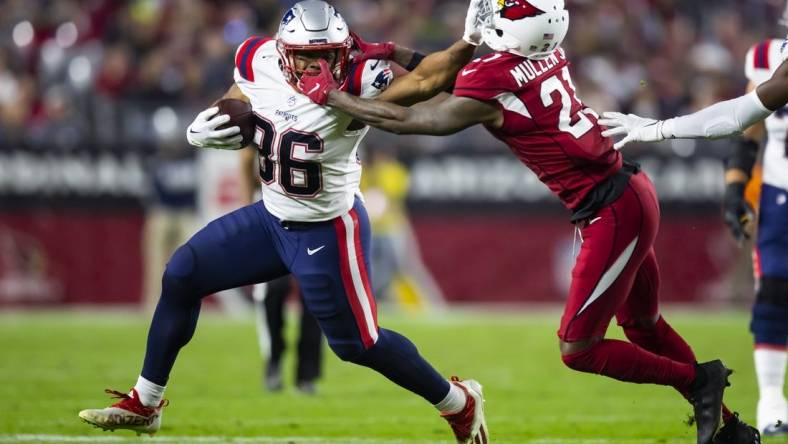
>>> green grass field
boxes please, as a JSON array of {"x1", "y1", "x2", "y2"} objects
[{"x1": 0, "y1": 309, "x2": 785, "y2": 444}]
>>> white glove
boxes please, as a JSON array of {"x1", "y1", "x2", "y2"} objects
[
  {"x1": 186, "y1": 107, "x2": 243, "y2": 150},
  {"x1": 463, "y1": 0, "x2": 493, "y2": 46},
  {"x1": 598, "y1": 112, "x2": 665, "y2": 150}
]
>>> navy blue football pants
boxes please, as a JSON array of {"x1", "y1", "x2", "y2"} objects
[
  {"x1": 751, "y1": 184, "x2": 788, "y2": 347},
  {"x1": 141, "y1": 198, "x2": 450, "y2": 404}
]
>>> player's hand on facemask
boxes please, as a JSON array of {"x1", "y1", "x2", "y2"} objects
[
  {"x1": 598, "y1": 112, "x2": 665, "y2": 150},
  {"x1": 349, "y1": 30, "x2": 395, "y2": 64},
  {"x1": 464, "y1": 0, "x2": 493, "y2": 46},
  {"x1": 298, "y1": 59, "x2": 339, "y2": 106},
  {"x1": 722, "y1": 182, "x2": 756, "y2": 244},
  {"x1": 186, "y1": 107, "x2": 243, "y2": 150}
]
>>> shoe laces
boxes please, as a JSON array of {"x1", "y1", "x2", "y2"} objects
[{"x1": 105, "y1": 388, "x2": 168, "y2": 415}]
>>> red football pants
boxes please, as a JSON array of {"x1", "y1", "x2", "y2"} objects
[{"x1": 558, "y1": 172, "x2": 661, "y2": 341}]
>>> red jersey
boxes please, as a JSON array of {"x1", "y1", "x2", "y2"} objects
[{"x1": 453, "y1": 48, "x2": 621, "y2": 210}]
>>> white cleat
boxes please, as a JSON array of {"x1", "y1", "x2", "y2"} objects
[
  {"x1": 757, "y1": 395, "x2": 788, "y2": 436},
  {"x1": 441, "y1": 377, "x2": 489, "y2": 444},
  {"x1": 79, "y1": 389, "x2": 168, "y2": 436}
]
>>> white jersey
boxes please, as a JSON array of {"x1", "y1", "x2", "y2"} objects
[
  {"x1": 745, "y1": 38, "x2": 788, "y2": 192},
  {"x1": 234, "y1": 36, "x2": 394, "y2": 221}
]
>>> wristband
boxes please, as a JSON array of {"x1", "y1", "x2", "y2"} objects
[{"x1": 405, "y1": 52, "x2": 426, "y2": 72}]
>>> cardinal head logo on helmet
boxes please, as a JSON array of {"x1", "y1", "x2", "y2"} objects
[{"x1": 497, "y1": 0, "x2": 546, "y2": 21}]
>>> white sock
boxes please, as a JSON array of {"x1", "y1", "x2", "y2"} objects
[
  {"x1": 754, "y1": 347, "x2": 787, "y2": 401},
  {"x1": 434, "y1": 382, "x2": 467, "y2": 414},
  {"x1": 133, "y1": 375, "x2": 166, "y2": 407}
]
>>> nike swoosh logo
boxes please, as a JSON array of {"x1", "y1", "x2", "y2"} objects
[
  {"x1": 188, "y1": 129, "x2": 199, "y2": 134},
  {"x1": 589, "y1": 217, "x2": 602, "y2": 225},
  {"x1": 307, "y1": 246, "x2": 325, "y2": 256},
  {"x1": 371, "y1": 60, "x2": 380, "y2": 70},
  {"x1": 481, "y1": 53, "x2": 503, "y2": 62},
  {"x1": 462, "y1": 69, "x2": 477, "y2": 76},
  {"x1": 307, "y1": 84, "x2": 321, "y2": 95}
]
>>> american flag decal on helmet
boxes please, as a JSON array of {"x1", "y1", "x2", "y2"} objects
[
  {"x1": 544, "y1": 33, "x2": 555, "y2": 40},
  {"x1": 497, "y1": 0, "x2": 546, "y2": 20}
]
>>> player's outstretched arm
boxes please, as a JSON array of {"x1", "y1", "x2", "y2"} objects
[
  {"x1": 599, "y1": 89, "x2": 774, "y2": 149},
  {"x1": 598, "y1": 61, "x2": 788, "y2": 149},
  {"x1": 297, "y1": 59, "x2": 500, "y2": 135},
  {"x1": 375, "y1": 39, "x2": 477, "y2": 106},
  {"x1": 373, "y1": 0, "x2": 491, "y2": 106},
  {"x1": 328, "y1": 88, "x2": 500, "y2": 136}
]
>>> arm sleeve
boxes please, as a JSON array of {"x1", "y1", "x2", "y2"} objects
[{"x1": 660, "y1": 90, "x2": 772, "y2": 140}]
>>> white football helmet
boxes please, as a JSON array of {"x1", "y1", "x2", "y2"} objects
[
  {"x1": 482, "y1": 0, "x2": 569, "y2": 60},
  {"x1": 276, "y1": 0, "x2": 353, "y2": 85}
]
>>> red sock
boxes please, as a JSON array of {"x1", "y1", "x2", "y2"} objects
[
  {"x1": 623, "y1": 316, "x2": 734, "y2": 421},
  {"x1": 562, "y1": 339, "x2": 696, "y2": 390}
]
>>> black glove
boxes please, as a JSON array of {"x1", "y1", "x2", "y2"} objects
[{"x1": 722, "y1": 182, "x2": 755, "y2": 243}]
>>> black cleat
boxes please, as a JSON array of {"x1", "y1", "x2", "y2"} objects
[
  {"x1": 264, "y1": 362, "x2": 283, "y2": 392},
  {"x1": 713, "y1": 413, "x2": 761, "y2": 444},
  {"x1": 295, "y1": 380, "x2": 317, "y2": 395},
  {"x1": 690, "y1": 360, "x2": 732, "y2": 444}
]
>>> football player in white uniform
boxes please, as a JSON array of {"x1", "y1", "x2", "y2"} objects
[
  {"x1": 600, "y1": 5, "x2": 788, "y2": 439},
  {"x1": 718, "y1": 14, "x2": 788, "y2": 436},
  {"x1": 78, "y1": 1, "x2": 494, "y2": 443}
]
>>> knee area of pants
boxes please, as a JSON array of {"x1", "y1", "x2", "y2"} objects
[
  {"x1": 756, "y1": 278, "x2": 788, "y2": 307},
  {"x1": 161, "y1": 244, "x2": 197, "y2": 293},
  {"x1": 165, "y1": 244, "x2": 196, "y2": 280},
  {"x1": 559, "y1": 338, "x2": 598, "y2": 369},
  {"x1": 619, "y1": 314, "x2": 662, "y2": 331},
  {"x1": 561, "y1": 348, "x2": 592, "y2": 371}
]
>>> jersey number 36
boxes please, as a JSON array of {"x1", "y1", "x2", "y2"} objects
[{"x1": 254, "y1": 117, "x2": 323, "y2": 198}]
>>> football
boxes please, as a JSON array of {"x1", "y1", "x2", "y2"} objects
[{"x1": 216, "y1": 98, "x2": 255, "y2": 146}]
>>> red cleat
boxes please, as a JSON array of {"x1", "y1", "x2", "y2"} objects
[
  {"x1": 441, "y1": 377, "x2": 489, "y2": 444},
  {"x1": 78, "y1": 389, "x2": 168, "y2": 436}
]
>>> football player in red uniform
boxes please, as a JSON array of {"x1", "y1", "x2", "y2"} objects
[{"x1": 298, "y1": 1, "x2": 759, "y2": 443}]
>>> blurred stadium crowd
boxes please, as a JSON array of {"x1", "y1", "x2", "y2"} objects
[
  {"x1": 0, "y1": 0, "x2": 784, "y2": 154},
  {"x1": 0, "y1": 0, "x2": 783, "y2": 306}
]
